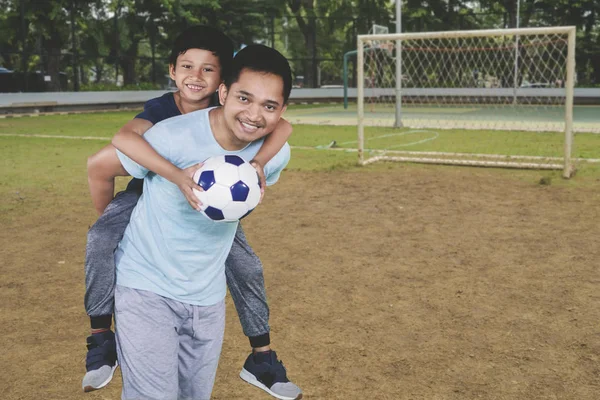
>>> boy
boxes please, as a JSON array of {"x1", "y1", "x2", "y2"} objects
[
  {"x1": 108, "y1": 43, "x2": 293, "y2": 399},
  {"x1": 84, "y1": 27, "x2": 301, "y2": 399}
]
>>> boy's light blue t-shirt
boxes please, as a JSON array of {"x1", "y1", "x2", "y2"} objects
[{"x1": 115, "y1": 108, "x2": 290, "y2": 306}]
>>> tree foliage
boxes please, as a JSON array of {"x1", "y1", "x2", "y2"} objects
[{"x1": 0, "y1": 0, "x2": 598, "y2": 90}]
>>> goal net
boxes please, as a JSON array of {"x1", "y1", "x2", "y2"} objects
[{"x1": 357, "y1": 26, "x2": 577, "y2": 177}]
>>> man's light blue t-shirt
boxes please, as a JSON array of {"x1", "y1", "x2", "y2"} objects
[{"x1": 115, "y1": 107, "x2": 290, "y2": 306}]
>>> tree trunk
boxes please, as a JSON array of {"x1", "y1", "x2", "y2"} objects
[
  {"x1": 289, "y1": 0, "x2": 318, "y2": 87},
  {"x1": 504, "y1": 0, "x2": 517, "y2": 28},
  {"x1": 150, "y1": 29, "x2": 157, "y2": 84},
  {"x1": 45, "y1": 32, "x2": 63, "y2": 92},
  {"x1": 80, "y1": 64, "x2": 88, "y2": 85},
  {"x1": 120, "y1": 43, "x2": 139, "y2": 86},
  {"x1": 586, "y1": 9, "x2": 599, "y2": 85},
  {"x1": 120, "y1": 58, "x2": 136, "y2": 86},
  {"x1": 94, "y1": 62, "x2": 104, "y2": 84},
  {"x1": 305, "y1": 17, "x2": 317, "y2": 87}
]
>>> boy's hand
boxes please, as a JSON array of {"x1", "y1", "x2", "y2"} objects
[
  {"x1": 249, "y1": 159, "x2": 266, "y2": 203},
  {"x1": 177, "y1": 163, "x2": 204, "y2": 211}
]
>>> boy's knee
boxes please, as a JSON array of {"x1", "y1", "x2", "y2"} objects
[
  {"x1": 87, "y1": 219, "x2": 119, "y2": 251},
  {"x1": 247, "y1": 258, "x2": 264, "y2": 278},
  {"x1": 235, "y1": 256, "x2": 265, "y2": 285}
]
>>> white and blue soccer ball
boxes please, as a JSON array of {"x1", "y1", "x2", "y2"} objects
[{"x1": 192, "y1": 155, "x2": 262, "y2": 222}]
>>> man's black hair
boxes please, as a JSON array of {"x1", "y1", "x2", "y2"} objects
[
  {"x1": 169, "y1": 26, "x2": 234, "y2": 80},
  {"x1": 223, "y1": 44, "x2": 293, "y2": 104}
]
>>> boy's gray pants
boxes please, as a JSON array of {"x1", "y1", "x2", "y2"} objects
[
  {"x1": 115, "y1": 285, "x2": 225, "y2": 400},
  {"x1": 84, "y1": 190, "x2": 270, "y2": 338}
]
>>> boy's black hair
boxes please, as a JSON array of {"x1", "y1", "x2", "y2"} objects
[
  {"x1": 224, "y1": 44, "x2": 293, "y2": 104},
  {"x1": 169, "y1": 25, "x2": 234, "y2": 80}
]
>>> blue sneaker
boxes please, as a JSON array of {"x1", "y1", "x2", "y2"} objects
[
  {"x1": 240, "y1": 350, "x2": 302, "y2": 400},
  {"x1": 82, "y1": 330, "x2": 118, "y2": 392}
]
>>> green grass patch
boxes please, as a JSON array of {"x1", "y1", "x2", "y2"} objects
[
  {"x1": 0, "y1": 135, "x2": 124, "y2": 218},
  {"x1": 1, "y1": 110, "x2": 599, "y2": 196},
  {"x1": 287, "y1": 102, "x2": 341, "y2": 110},
  {"x1": 0, "y1": 111, "x2": 136, "y2": 137},
  {"x1": 5, "y1": 112, "x2": 600, "y2": 162},
  {"x1": 292, "y1": 123, "x2": 600, "y2": 161}
]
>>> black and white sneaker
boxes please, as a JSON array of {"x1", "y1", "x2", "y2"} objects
[
  {"x1": 240, "y1": 350, "x2": 302, "y2": 400},
  {"x1": 82, "y1": 330, "x2": 118, "y2": 392}
]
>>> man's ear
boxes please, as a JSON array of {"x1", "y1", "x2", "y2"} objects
[
  {"x1": 281, "y1": 104, "x2": 287, "y2": 115},
  {"x1": 169, "y1": 64, "x2": 176, "y2": 81},
  {"x1": 218, "y1": 83, "x2": 228, "y2": 106}
]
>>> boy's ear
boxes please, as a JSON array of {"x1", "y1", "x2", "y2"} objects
[
  {"x1": 218, "y1": 83, "x2": 228, "y2": 106},
  {"x1": 169, "y1": 64, "x2": 176, "y2": 81}
]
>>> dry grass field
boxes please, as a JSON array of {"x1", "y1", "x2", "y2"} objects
[{"x1": 2, "y1": 142, "x2": 599, "y2": 399}]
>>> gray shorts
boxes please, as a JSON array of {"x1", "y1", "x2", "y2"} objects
[{"x1": 115, "y1": 285, "x2": 225, "y2": 400}]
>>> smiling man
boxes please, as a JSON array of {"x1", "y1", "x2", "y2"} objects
[
  {"x1": 212, "y1": 48, "x2": 289, "y2": 151},
  {"x1": 107, "y1": 45, "x2": 298, "y2": 399}
]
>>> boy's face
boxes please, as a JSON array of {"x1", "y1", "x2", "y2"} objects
[
  {"x1": 218, "y1": 68, "x2": 287, "y2": 145},
  {"x1": 170, "y1": 49, "x2": 222, "y2": 103}
]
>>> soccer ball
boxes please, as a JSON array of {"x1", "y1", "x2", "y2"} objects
[{"x1": 192, "y1": 155, "x2": 261, "y2": 222}]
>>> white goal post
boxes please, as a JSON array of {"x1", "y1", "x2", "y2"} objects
[{"x1": 357, "y1": 26, "x2": 576, "y2": 178}]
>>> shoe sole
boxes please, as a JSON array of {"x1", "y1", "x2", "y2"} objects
[
  {"x1": 83, "y1": 362, "x2": 118, "y2": 393},
  {"x1": 239, "y1": 368, "x2": 302, "y2": 400}
]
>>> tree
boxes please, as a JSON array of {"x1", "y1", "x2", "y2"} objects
[
  {"x1": 1, "y1": 0, "x2": 598, "y2": 91},
  {"x1": 284, "y1": 0, "x2": 392, "y2": 87}
]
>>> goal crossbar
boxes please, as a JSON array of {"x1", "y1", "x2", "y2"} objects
[{"x1": 358, "y1": 26, "x2": 576, "y2": 42}]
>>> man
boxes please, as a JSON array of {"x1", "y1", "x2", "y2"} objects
[
  {"x1": 84, "y1": 26, "x2": 300, "y2": 400},
  {"x1": 94, "y1": 44, "x2": 298, "y2": 399}
]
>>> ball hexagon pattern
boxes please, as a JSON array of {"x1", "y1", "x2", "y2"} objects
[{"x1": 192, "y1": 155, "x2": 261, "y2": 222}]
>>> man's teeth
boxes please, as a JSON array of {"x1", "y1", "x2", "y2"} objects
[{"x1": 241, "y1": 121, "x2": 259, "y2": 130}]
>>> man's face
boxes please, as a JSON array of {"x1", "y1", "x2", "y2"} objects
[
  {"x1": 170, "y1": 48, "x2": 221, "y2": 103},
  {"x1": 219, "y1": 68, "x2": 287, "y2": 145}
]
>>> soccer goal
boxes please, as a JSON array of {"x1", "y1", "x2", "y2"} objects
[{"x1": 357, "y1": 26, "x2": 577, "y2": 177}]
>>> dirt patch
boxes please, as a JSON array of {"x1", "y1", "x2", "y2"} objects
[{"x1": 1, "y1": 166, "x2": 599, "y2": 399}]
